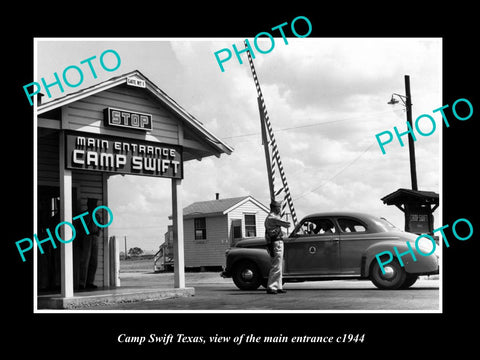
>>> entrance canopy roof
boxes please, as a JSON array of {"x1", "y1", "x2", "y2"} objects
[{"x1": 37, "y1": 70, "x2": 233, "y2": 161}]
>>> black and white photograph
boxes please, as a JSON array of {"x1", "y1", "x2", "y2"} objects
[
  {"x1": 33, "y1": 37, "x2": 442, "y2": 312},
  {"x1": 7, "y1": 5, "x2": 478, "y2": 356}
]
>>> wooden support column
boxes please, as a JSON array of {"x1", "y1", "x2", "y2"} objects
[
  {"x1": 59, "y1": 132, "x2": 74, "y2": 298},
  {"x1": 102, "y1": 173, "x2": 110, "y2": 287},
  {"x1": 171, "y1": 178, "x2": 185, "y2": 288}
]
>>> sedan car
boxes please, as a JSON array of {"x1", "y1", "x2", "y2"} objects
[{"x1": 221, "y1": 212, "x2": 439, "y2": 290}]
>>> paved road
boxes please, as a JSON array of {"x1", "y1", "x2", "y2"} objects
[{"x1": 90, "y1": 272, "x2": 440, "y2": 311}]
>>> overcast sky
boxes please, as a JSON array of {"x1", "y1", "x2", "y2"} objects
[{"x1": 37, "y1": 38, "x2": 442, "y2": 252}]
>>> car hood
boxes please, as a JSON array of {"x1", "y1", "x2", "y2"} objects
[{"x1": 234, "y1": 237, "x2": 267, "y2": 248}]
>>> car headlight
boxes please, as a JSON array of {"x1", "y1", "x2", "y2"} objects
[{"x1": 416, "y1": 237, "x2": 437, "y2": 256}]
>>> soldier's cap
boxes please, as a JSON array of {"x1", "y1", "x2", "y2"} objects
[{"x1": 270, "y1": 200, "x2": 282, "y2": 208}]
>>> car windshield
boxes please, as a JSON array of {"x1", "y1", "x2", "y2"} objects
[{"x1": 374, "y1": 217, "x2": 402, "y2": 232}]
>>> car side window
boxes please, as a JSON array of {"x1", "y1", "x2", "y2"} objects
[
  {"x1": 338, "y1": 218, "x2": 367, "y2": 233},
  {"x1": 294, "y1": 218, "x2": 336, "y2": 236}
]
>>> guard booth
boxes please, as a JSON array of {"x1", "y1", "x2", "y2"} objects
[
  {"x1": 36, "y1": 70, "x2": 232, "y2": 307},
  {"x1": 381, "y1": 188, "x2": 439, "y2": 235}
]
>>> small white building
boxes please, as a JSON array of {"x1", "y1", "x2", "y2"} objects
[{"x1": 178, "y1": 195, "x2": 269, "y2": 269}]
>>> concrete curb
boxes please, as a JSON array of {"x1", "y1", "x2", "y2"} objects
[{"x1": 38, "y1": 287, "x2": 195, "y2": 309}]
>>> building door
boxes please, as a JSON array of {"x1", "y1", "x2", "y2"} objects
[
  {"x1": 37, "y1": 186, "x2": 77, "y2": 292},
  {"x1": 231, "y1": 219, "x2": 242, "y2": 245},
  {"x1": 37, "y1": 186, "x2": 60, "y2": 291}
]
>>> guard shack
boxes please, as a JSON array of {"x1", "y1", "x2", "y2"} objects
[
  {"x1": 381, "y1": 188, "x2": 439, "y2": 235},
  {"x1": 36, "y1": 70, "x2": 232, "y2": 308}
]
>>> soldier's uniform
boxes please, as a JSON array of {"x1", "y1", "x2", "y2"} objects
[{"x1": 264, "y1": 201, "x2": 291, "y2": 294}]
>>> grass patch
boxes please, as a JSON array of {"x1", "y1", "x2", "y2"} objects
[{"x1": 120, "y1": 257, "x2": 153, "y2": 272}]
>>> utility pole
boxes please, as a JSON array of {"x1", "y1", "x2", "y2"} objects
[
  {"x1": 404, "y1": 75, "x2": 418, "y2": 191},
  {"x1": 124, "y1": 235, "x2": 127, "y2": 260}
]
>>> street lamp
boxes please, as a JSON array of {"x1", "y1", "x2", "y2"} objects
[
  {"x1": 387, "y1": 93, "x2": 406, "y2": 106},
  {"x1": 388, "y1": 75, "x2": 418, "y2": 191}
]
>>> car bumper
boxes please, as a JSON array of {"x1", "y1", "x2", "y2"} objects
[
  {"x1": 221, "y1": 268, "x2": 231, "y2": 278},
  {"x1": 414, "y1": 268, "x2": 439, "y2": 277},
  {"x1": 420, "y1": 266, "x2": 439, "y2": 276},
  {"x1": 405, "y1": 258, "x2": 439, "y2": 276}
]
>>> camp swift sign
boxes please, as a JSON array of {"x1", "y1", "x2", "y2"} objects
[{"x1": 65, "y1": 132, "x2": 183, "y2": 179}]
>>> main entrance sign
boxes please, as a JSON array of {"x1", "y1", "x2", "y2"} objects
[{"x1": 65, "y1": 132, "x2": 183, "y2": 179}]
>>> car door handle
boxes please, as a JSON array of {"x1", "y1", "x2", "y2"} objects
[{"x1": 331, "y1": 236, "x2": 340, "y2": 242}]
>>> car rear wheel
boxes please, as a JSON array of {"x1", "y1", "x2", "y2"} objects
[
  {"x1": 232, "y1": 260, "x2": 262, "y2": 290},
  {"x1": 370, "y1": 259, "x2": 407, "y2": 290}
]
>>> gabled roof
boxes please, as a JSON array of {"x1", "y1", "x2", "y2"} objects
[
  {"x1": 182, "y1": 196, "x2": 269, "y2": 219},
  {"x1": 37, "y1": 70, "x2": 233, "y2": 157}
]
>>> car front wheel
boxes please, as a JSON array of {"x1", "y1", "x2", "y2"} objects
[
  {"x1": 370, "y1": 259, "x2": 407, "y2": 290},
  {"x1": 400, "y1": 274, "x2": 418, "y2": 289},
  {"x1": 232, "y1": 260, "x2": 262, "y2": 290}
]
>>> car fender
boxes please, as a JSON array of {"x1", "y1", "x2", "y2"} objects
[
  {"x1": 362, "y1": 238, "x2": 438, "y2": 276},
  {"x1": 362, "y1": 241, "x2": 402, "y2": 277},
  {"x1": 227, "y1": 247, "x2": 271, "y2": 278}
]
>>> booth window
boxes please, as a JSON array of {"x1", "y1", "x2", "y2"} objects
[
  {"x1": 244, "y1": 214, "x2": 256, "y2": 237},
  {"x1": 194, "y1": 217, "x2": 207, "y2": 240}
]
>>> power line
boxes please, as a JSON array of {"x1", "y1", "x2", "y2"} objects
[
  {"x1": 222, "y1": 118, "x2": 349, "y2": 139},
  {"x1": 221, "y1": 109, "x2": 393, "y2": 140},
  {"x1": 293, "y1": 142, "x2": 375, "y2": 201}
]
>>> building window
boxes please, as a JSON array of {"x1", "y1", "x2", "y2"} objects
[
  {"x1": 194, "y1": 217, "x2": 207, "y2": 240},
  {"x1": 244, "y1": 214, "x2": 256, "y2": 237}
]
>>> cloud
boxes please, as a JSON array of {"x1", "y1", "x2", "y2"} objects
[{"x1": 255, "y1": 38, "x2": 441, "y2": 112}]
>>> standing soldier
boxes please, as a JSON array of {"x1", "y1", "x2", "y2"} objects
[{"x1": 265, "y1": 200, "x2": 291, "y2": 294}]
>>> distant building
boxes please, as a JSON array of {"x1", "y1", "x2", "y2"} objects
[
  {"x1": 153, "y1": 226, "x2": 174, "y2": 272},
  {"x1": 168, "y1": 195, "x2": 269, "y2": 269}
]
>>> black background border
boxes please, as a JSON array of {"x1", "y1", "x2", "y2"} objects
[{"x1": 6, "y1": 4, "x2": 478, "y2": 355}]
